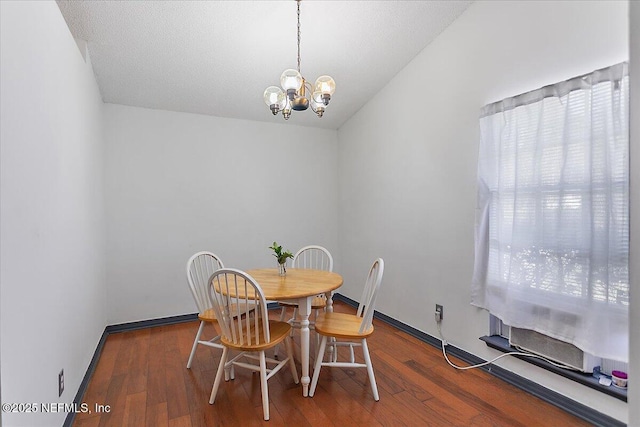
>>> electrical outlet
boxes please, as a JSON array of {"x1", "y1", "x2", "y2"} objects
[
  {"x1": 435, "y1": 304, "x2": 443, "y2": 322},
  {"x1": 58, "y1": 369, "x2": 64, "y2": 397}
]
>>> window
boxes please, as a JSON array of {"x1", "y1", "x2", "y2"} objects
[{"x1": 471, "y1": 63, "x2": 629, "y2": 362}]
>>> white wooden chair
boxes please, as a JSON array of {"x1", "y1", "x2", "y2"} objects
[
  {"x1": 277, "y1": 245, "x2": 333, "y2": 356},
  {"x1": 208, "y1": 268, "x2": 299, "y2": 421},
  {"x1": 278, "y1": 245, "x2": 334, "y2": 325},
  {"x1": 186, "y1": 251, "x2": 226, "y2": 369},
  {"x1": 309, "y1": 258, "x2": 384, "y2": 401}
]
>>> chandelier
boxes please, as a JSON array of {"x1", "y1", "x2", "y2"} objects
[{"x1": 263, "y1": 0, "x2": 335, "y2": 120}]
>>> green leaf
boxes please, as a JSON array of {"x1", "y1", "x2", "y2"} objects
[{"x1": 270, "y1": 240, "x2": 293, "y2": 264}]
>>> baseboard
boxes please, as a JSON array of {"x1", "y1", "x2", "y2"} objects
[
  {"x1": 105, "y1": 312, "x2": 199, "y2": 334},
  {"x1": 65, "y1": 297, "x2": 624, "y2": 427},
  {"x1": 332, "y1": 293, "x2": 625, "y2": 427},
  {"x1": 62, "y1": 329, "x2": 109, "y2": 427}
]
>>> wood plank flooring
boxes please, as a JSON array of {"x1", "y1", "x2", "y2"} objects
[{"x1": 73, "y1": 301, "x2": 593, "y2": 426}]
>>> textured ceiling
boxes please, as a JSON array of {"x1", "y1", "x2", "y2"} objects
[{"x1": 56, "y1": 1, "x2": 472, "y2": 130}]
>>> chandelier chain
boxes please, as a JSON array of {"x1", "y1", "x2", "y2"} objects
[{"x1": 296, "y1": 0, "x2": 301, "y2": 73}]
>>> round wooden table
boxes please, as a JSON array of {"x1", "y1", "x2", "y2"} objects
[{"x1": 246, "y1": 268, "x2": 343, "y2": 397}]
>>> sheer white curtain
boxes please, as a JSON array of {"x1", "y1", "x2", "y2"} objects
[{"x1": 471, "y1": 63, "x2": 629, "y2": 362}]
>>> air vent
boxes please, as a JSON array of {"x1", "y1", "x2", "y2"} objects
[{"x1": 509, "y1": 327, "x2": 600, "y2": 372}]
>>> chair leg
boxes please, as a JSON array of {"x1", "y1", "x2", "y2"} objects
[
  {"x1": 226, "y1": 359, "x2": 235, "y2": 381},
  {"x1": 361, "y1": 339, "x2": 379, "y2": 401},
  {"x1": 311, "y1": 309, "x2": 319, "y2": 358},
  {"x1": 209, "y1": 346, "x2": 229, "y2": 404},
  {"x1": 291, "y1": 307, "x2": 298, "y2": 337},
  {"x1": 187, "y1": 321, "x2": 205, "y2": 368},
  {"x1": 259, "y1": 351, "x2": 270, "y2": 421},
  {"x1": 285, "y1": 336, "x2": 299, "y2": 384},
  {"x1": 309, "y1": 335, "x2": 327, "y2": 397},
  {"x1": 275, "y1": 307, "x2": 288, "y2": 359},
  {"x1": 224, "y1": 347, "x2": 235, "y2": 382},
  {"x1": 328, "y1": 337, "x2": 336, "y2": 363},
  {"x1": 314, "y1": 310, "x2": 320, "y2": 347}
]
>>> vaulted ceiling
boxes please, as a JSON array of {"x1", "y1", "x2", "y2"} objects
[{"x1": 57, "y1": 1, "x2": 472, "y2": 130}]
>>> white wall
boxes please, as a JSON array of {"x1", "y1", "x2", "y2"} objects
[
  {"x1": 628, "y1": 1, "x2": 640, "y2": 423},
  {"x1": 0, "y1": 2, "x2": 106, "y2": 426},
  {"x1": 104, "y1": 105, "x2": 339, "y2": 324},
  {"x1": 338, "y1": 0, "x2": 629, "y2": 422}
]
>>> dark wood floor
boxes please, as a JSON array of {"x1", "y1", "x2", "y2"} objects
[{"x1": 73, "y1": 301, "x2": 592, "y2": 426}]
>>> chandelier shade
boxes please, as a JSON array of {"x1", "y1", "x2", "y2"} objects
[
  {"x1": 263, "y1": 86, "x2": 285, "y2": 110},
  {"x1": 263, "y1": 0, "x2": 335, "y2": 120},
  {"x1": 314, "y1": 76, "x2": 336, "y2": 105},
  {"x1": 280, "y1": 69, "x2": 303, "y2": 92}
]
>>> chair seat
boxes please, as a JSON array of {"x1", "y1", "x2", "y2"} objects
[
  {"x1": 198, "y1": 308, "x2": 218, "y2": 322},
  {"x1": 198, "y1": 303, "x2": 255, "y2": 322},
  {"x1": 278, "y1": 296, "x2": 327, "y2": 310},
  {"x1": 221, "y1": 320, "x2": 292, "y2": 351},
  {"x1": 314, "y1": 312, "x2": 374, "y2": 339}
]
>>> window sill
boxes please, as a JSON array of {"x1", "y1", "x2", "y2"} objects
[{"x1": 480, "y1": 335, "x2": 627, "y2": 402}]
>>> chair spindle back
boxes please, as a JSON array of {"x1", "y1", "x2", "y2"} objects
[
  {"x1": 209, "y1": 269, "x2": 270, "y2": 346},
  {"x1": 187, "y1": 251, "x2": 225, "y2": 314},
  {"x1": 356, "y1": 258, "x2": 384, "y2": 335},
  {"x1": 292, "y1": 245, "x2": 334, "y2": 271}
]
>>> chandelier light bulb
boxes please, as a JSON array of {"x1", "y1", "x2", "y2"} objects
[
  {"x1": 283, "y1": 106, "x2": 292, "y2": 120},
  {"x1": 263, "y1": 86, "x2": 285, "y2": 106},
  {"x1": 280, "y1": 69, "x2": 303, "y2": 97},
  {"x1": 311, "y1": 94, "x2": 326, "y2": 118},
  {"x1": 314, "y1": 76, "x2": 335, "y2": 106},
  {"x1": 263, "y1": 86, "x2": 285, "y2": 115}
]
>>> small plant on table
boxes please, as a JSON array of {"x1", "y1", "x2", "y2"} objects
[{"x1": 269, "y1": 241, "x2": 293, "y2": 276}]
